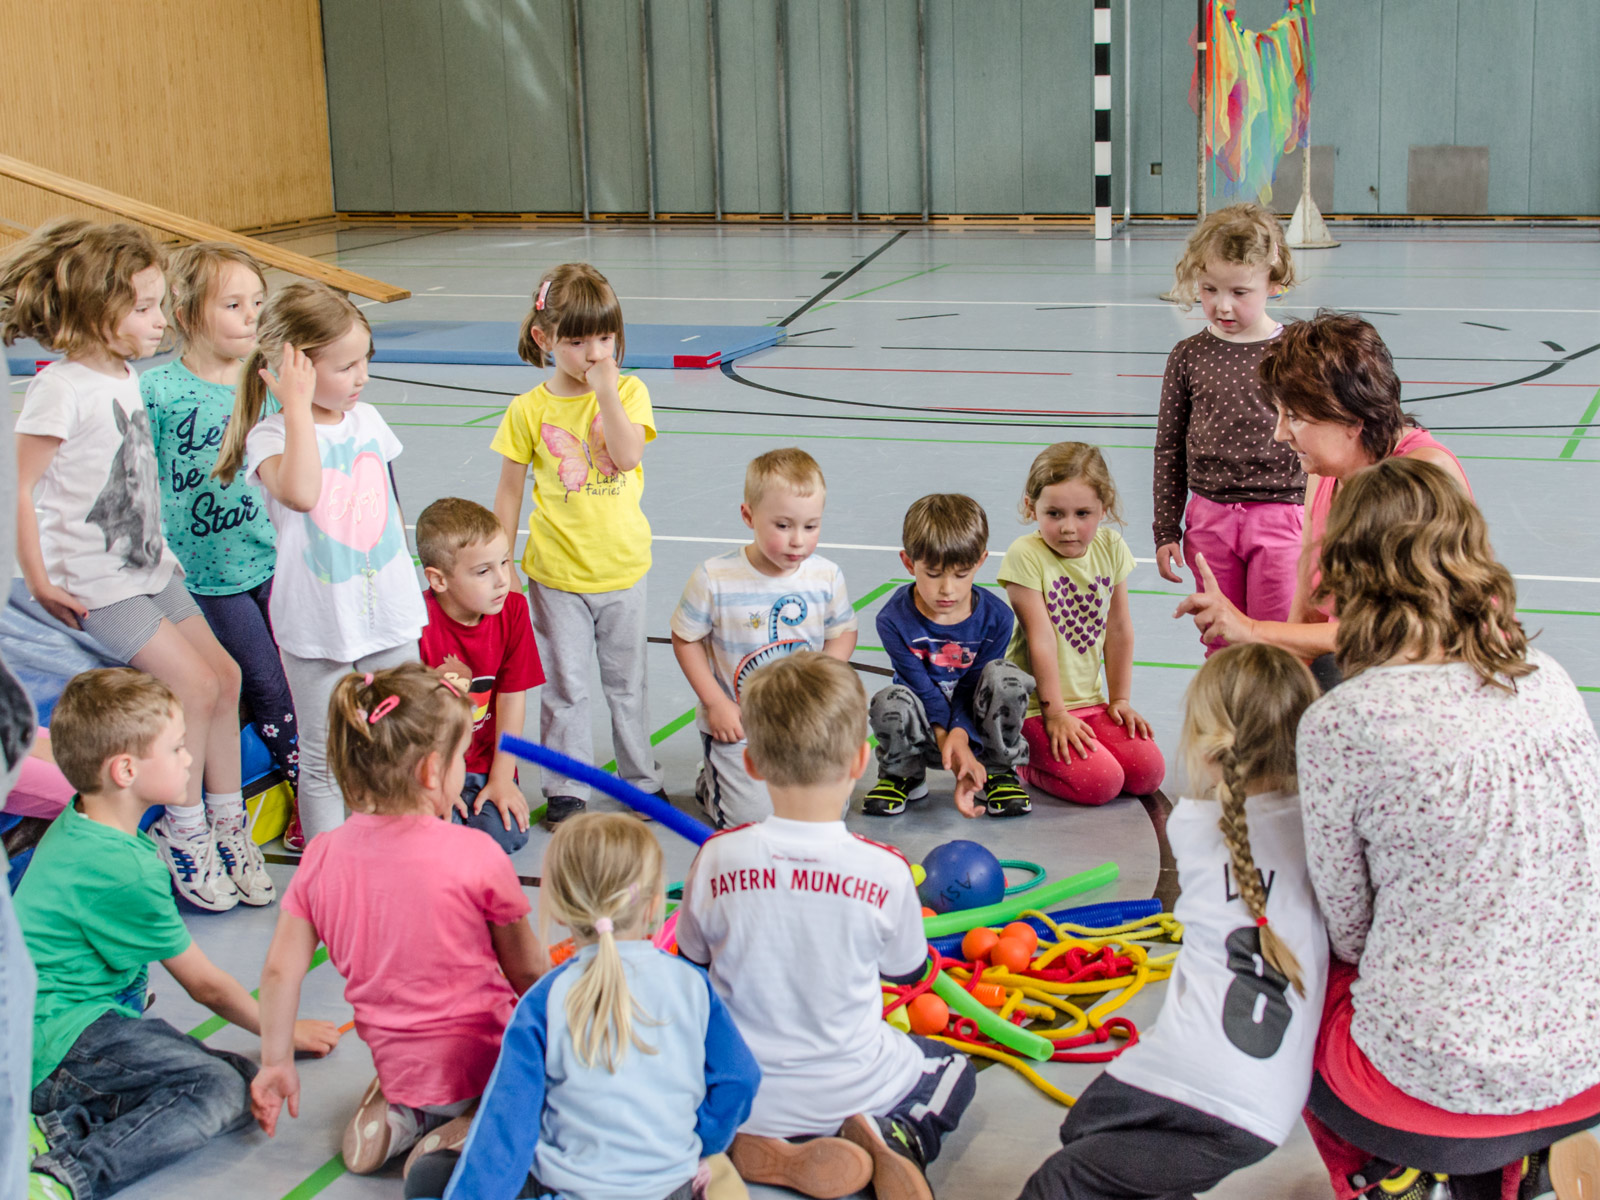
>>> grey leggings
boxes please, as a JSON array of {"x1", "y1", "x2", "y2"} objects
[
  {"x1": 868, "y1": 660, "x2": 1034, "y2": 778},
  {"x1": 279, "y1": 641, "x2": 418, "y2": 840}
]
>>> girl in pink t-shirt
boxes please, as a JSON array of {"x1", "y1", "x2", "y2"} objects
[{"x1": 250, "y1": 663, "x2": 544, "y2": 1177}]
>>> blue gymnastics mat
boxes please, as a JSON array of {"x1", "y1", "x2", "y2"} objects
[
  {"x1": 4, "y1": 322, "x2": 785, "y2": 377},
  {"x1": 369, "y1": 321, "x2": 784, "y2": 370}
]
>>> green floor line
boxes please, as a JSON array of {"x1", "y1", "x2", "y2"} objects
[
  {"x1": 1580, "y1": 686, "x2": 1599, "y2": 694},
  {"x1": 1133, "y1": 660, "x2": 1202, "y2": 671},
  {"x1": 187, "y1": 947, "x2": 331, "y2": 1041},
  {"x1": 1522, "y1": 608, "x2": 1600, "y2": 618},
  {"x1": 280, "y1": 1152, "x2": 347, "y2": 1200},
  {"x1": 813, "y1": 263, "x2": 950, "y2": 310},
  {"x1": 1558, "y1": 388, "x2": 1600, "y2": 460}
]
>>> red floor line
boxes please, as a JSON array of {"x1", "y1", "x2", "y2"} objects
[{"x1": 743, "y1": 365, "x2": 1073, "y2": 377}]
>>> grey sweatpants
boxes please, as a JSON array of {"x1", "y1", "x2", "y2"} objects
[
  {"x1": 868, "y1": 660, "x2": 1034, "y2": 779},
  {"x1": 528, "y1": 580, "x2": 662, "y2": 801},
  {"x1": 280, "y1": 641, "x2": 419, "y2": 840}
]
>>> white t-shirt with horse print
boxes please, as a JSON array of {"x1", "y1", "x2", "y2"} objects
[{"x1": 16, "y1": 360, "x2": 181, "y2": 610}]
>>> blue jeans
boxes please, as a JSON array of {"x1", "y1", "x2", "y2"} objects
[
  {"x1": 30, "y1": 1012, "x2": 255, "y2": 1199},
  {"x1": 451, "y1": 772, "x2": 530, "y2": 855},
  {"x1": 193, "y1": 580, "x2": 299, "y2": 787}
]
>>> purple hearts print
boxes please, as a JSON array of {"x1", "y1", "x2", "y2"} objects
[{"x1": 1045, "y1": 574, "x2": 1108, "y2": 655}]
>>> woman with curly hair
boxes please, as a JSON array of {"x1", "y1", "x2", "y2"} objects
[
  {"x1": 1295, "y1": 457, "x2": 1600, "y2": 1200},
  {"x1": 1174, "y1": 312, "x2": 1470, "y2": 689}
]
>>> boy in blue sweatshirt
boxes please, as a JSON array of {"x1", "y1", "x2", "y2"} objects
[{"x1": 865, "y1": 495, "x2": 1035, "y2": 818}]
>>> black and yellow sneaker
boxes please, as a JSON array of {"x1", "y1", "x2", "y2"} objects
[
  {"x1": 863, "y1": 774, "x2": 928, "y2": 817},
  {"x1": 982, "y1": 768, "x2": 1032, "y2": 817},
  {"x1": 1517, "y1": 1149, "x2": 1552, "y2": 1200},
  {"x1": 1370, "y1": 1168, "x2": 1452, "y2": 1200},
  {"x1": 840, "y1": 1113, "x2": 931, "y2": 1200}
]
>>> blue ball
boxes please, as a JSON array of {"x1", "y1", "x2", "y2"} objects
[{"x1": 917, "y1": 840, "x2": 1006, "y2": 914}]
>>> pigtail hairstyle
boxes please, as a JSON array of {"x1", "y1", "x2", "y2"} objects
[
  {"x1": 325, "y1": 662, "x2": 472, "y2": 815},
  {"x1": 1180, "y1": 644, "x2": 1319, "y2": 997},
  {"x1": 1019, "y1": 441, "x2": 1124, "y2": 525},
  {"x1": 516, "y1": 262, "x2": 626, "y2": 369},
  {"x1": 540, "y1": 813, "x2": 664, "y2": 1072},
  {"x1": 212, "y1": 281, "x2": 372, "y2": 484},
  {"x1": 1316, "y1": 456, "x2": 1531, "y2": 691},
  {"x1": 164, "y1": 242, "x2": 267, "y2": 351},
  {"x1": 1169, "y1": 202, "x2": 1296, "y2": 307},
  {"x1": 0, "y1": 218, "x2": 165, "y2": 357}
]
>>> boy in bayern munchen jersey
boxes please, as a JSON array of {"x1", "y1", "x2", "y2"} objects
[{"x1": 677, "y1": 653, "x2": 974, "y2": 1200}]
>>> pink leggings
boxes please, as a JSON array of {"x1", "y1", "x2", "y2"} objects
[
  {"x1": 1018, "y1": 706, "x2": 1166, "y2": 806},
  {"x1": 1184, "y1": 496, "x2": 1302, "y2": 657}
]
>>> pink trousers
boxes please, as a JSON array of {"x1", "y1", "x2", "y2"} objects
[
  {"x1": 1183, "y1": 495, "x2": 1303, "y2": 656},
  {"x1": 1018, "y1": 706, "x2": 1166, "y2": 806}
]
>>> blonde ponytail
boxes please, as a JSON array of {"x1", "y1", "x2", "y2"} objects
[
  {"x1": 540, "y1": 813, "x2": 664, "y2": 1071},
  {"x1": 213, "y1": 346, "x2": 271, "y2": 485},
  {"x1": 1179, "y1": 644, "x2": 1321, "y2": 998},
  {"x1": 210, "y1": 280, "x2": 371, "y2": 485}
]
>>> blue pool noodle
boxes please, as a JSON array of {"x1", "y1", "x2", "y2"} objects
[
  {"x1": 498, "y1": 734, "x2": 713, "y2": 847},
  {"x1": 926, "y1": 898, "x2": 1164, "y2": 958}
]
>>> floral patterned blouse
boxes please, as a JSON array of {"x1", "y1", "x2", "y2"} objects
[{"x1": 1297, "y1": 650, "x2": 1600, "y2": 1113}]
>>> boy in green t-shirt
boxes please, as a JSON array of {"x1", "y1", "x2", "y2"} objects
[{"x1": 19, "y1": 669, "x2": 341, "y2": 1200}]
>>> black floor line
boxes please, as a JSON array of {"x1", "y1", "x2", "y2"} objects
[
  {"x1": 777, "y1": 231, "x2": 908, "y2": 327},
  {"x1": 1406, "y1": 341, "x2": 1600, "y2": 403}
]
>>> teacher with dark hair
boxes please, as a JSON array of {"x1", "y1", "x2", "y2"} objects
[{"x1": 1173, "y1": 312, "x2": 1470, "y2": 685}]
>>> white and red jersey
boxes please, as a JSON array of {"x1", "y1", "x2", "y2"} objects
[{"x1": 676, "y1": 816, "x2": 928, "y2": 1137}]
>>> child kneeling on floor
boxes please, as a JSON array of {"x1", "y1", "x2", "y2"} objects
[
  {"x1": 20, "y1": 669, "x2": 340, "y2": 1200},
  {"x1": 679, "y1": 652, "x2": 976, "y2": 1200},
  {"x1": 405, "y1": 812, "x2": 761, "y2": 1200},
  {"x1": 864, "y1": 493, "x2": 1033, "y2": 819},
  {"x1": 1016, "y1": 644, "x2": 1329, "y2": 1200},
  {"x1": 251, "y1": 664, "x2": 543, "y2": 1178}
]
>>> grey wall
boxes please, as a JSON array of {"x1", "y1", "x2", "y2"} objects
[{"x1": 322, "y1": 0, "x2": 1600, "y2": 216}]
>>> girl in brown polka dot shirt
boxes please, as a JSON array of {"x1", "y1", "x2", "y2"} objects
[{"x1": 1154, "y1": 204, "x2": 1307, "y2": 655}]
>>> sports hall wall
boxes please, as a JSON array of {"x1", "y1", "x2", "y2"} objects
[
  {"x1": 320, "y1": 0, "x2": 1600, "y2": 219},
  {"x1": 0, "y1": 0, "x2": 333, "y2": 236}
]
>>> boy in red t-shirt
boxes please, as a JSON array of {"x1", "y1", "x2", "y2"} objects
[{"x1": 417, "y1": 499, "x2": 545, "y2": 853}]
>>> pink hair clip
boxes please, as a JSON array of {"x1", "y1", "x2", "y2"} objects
[
  {"x1": 367, "y1": 696, "x2": 400, "y2": 724},
  {"x1": 363, "y1": 673, "x2": 374, "y2": 686},
  {"x1": 438, "y1": 676, "x2": 462, "y2": 698},
  {"x1": 534, "y1": 280, "x2": 552, "y2": 311}
]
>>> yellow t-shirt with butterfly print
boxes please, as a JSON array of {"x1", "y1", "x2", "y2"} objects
[{"x1": 490, "y1": 374, "x2": 657, "y2": 592}]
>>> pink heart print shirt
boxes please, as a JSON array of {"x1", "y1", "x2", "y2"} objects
[{"x1": 997, "y1": 526, "x2": 1136, "y2": 716}]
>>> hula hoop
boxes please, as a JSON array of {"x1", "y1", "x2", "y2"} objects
[{"x1": 999, "y1": 859, "x2": 1046, "y2": 895}]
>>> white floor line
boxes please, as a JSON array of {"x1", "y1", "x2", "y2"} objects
[
  {"x1": 401, "y1": 294, "x2": 1600, "y2": 315},
  {"x1": 405, "y1": 526, "x2": 1600, "y2": 583}
]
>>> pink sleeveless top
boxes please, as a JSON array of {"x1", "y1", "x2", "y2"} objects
[{"x1": 1305, "y1": 427, "x2": 1471, "y2": 614}]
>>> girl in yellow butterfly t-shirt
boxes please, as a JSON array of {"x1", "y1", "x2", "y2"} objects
[{"x1": 492, "y1": 263, "x2": 664, "y2": 826}]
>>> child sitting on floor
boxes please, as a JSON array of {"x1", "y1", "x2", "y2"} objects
[
  {"x1": 864, "y1": 493, "x2": 1033, "y2": 819},
  {"x1": 405, "y1": 812, "x2": 760, "y2": 1200},
  {"x1": 417, "y1": 497, "x2": 543, "y2": 854},
  {"x1": 671, "y1": 449, "x2": 857, "y2": 829},
  {"x1": 250, "y1": 664, "x2": 543, "y2": 1178},
  {"x1": 20, "y1": 669, "x2": 339, "y2": 1200},
  {"x1": 1016, "y1": 644, "x2": 1329, "y2": 1200},
  {"x1": 678, "y1": 652, "x2": 975, "y2": 1200},
  {"x1": 1000, "y1": 442, "x2": 1164, "y2": 808}
]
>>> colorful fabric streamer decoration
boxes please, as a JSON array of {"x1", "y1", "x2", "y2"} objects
[{"x1": 1190, "y1": 0, "x2": 1317, "y2": 206}]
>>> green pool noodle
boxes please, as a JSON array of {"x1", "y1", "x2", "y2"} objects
[
  {"x1": 922, "y1": 862, "x2": 1120, "y2": 939},
  {"x1": 931, "y1": 970, "x2": 1054, "y2": 1062}
]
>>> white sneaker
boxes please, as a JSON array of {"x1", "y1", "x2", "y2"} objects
[
  {"x1": 151, "y1": 818, "x2": 239, "y2": 913},
  {"x1": 211, "y1": 812, "x2": 276, "y2": 906}
]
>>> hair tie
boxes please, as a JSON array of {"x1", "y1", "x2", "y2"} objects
[
  {"x1": 438, "y1": 676, "x2": 462, "y2": 698},
  {"x1": 1255, "y1": 916, "x2": 1269, "y2": 928},
  {"x1": 593, "y1": 918, "x2": 614, "y2": 936},
  {"x1": 363, "y1": 673, "x2": 374, "y2": 686},
  {"x1": 534, "y1": 280, "x2": 551, "y2": 311},
  {"x1": 367, "y1": 695, "x2": 400, "y2": 725}
]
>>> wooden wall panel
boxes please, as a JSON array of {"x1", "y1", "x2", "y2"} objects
[{"x1": 0, "y1": 0, "x2": 333, "y2": 233}]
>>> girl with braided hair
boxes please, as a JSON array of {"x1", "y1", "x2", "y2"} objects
[{"x1": 1017, "y1": 644, "x2": 1328, "y2": 1200}]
